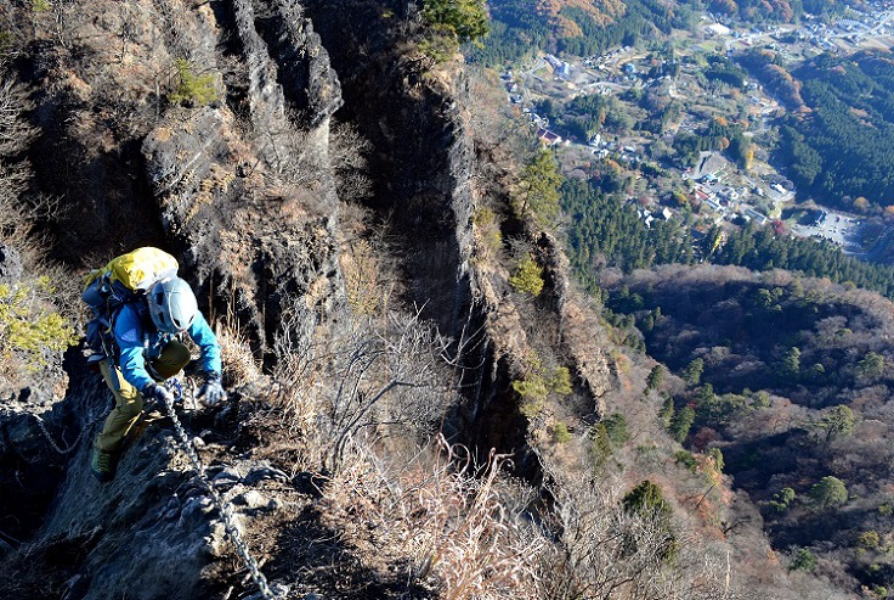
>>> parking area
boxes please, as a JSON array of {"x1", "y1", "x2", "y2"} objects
[{"x1": 792, "y1": 211, "x2": 864, "y2": 253}]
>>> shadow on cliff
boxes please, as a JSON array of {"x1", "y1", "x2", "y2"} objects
[
  {"x1": 301, "y1": 0, "x2": 527, "y2": 472},
  {"x1": 304, "y1": 0, "x2": 475, "y2": 337}
]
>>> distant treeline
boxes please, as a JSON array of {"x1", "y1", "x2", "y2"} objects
[
  {"x1": 713, "y1": 225, "x2": 894, "y2": 297},
  {"x1": 470, "y1": 0, "x2": 838, "y2": 66},
  {"x1": 707, "y1": 0, "x2": 798, "y2": 22},
  {"x1": 562, "y1": 179, "x2": 894, "y2": 299},
  {"x1": 563, "y1": 179, "x2": 692, "y2": 283}
]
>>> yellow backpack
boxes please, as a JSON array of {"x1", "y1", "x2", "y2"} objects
[
  {"x1": 82, "y1": 247, "x2": 180, "y2": 357},
  {"x1": 84, "y1": 247, "x2": 179, "y2": 295}
]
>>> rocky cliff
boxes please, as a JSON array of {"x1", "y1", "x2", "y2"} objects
[
  {"x1": 0, "y1": 1, "x2": 652, "y2": 599},
  {"x1": 2, "y1": 0, "x2": 353, "y2": 597},
  {"x1": 304, "y1": 0, "x2": 615, "y2": 477}
]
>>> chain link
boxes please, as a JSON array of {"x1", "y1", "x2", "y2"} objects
[
  {"x1": 30, "y1": 411, "x2": 102, "y2": 455},
  {"x1": 26, "y1": 378, "x2": 108, "y2": 456},
  {"x1": 160, "y1": 381, "x2": 280, "y2": 600}
]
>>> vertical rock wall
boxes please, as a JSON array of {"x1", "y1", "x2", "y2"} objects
[{"x1": 1, "y1": 1, "x2": 349, "y2": 597}]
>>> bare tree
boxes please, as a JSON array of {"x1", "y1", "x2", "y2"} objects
[
  {"x1": 323, "y1": 435, "x2": 549, "y2": 600},
  {"x1": 0, "y1": 77, "x2": 37, "y2": 245},
  {"x1": 329, "y1": 120, "x2": 373, "y2": 203},
  {"x1": 538, "y1": 473, "x2": 758, "y2": 600},
  {"x1": 267, "y1": 308, "x2": 464, "y2": 473}
]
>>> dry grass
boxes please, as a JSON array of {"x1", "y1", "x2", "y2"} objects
[
  {"x1": 315, "y1": 436, "x2": 753, "y2": 600},
  {"x1": 341, "y1": 237, "x2": 393, "y2": 316},
  {"x1": 322, "y1": 435, "x2": 550, "y2": 600},
  {"x1": 338, "y1": 202, "x2": 404, "y2": 318},
  {"x1": 215, "y1": 321, "x2": 262, "y2": 386},
  {"x1": 471, "y1": 206, "x2": 504, "y2": 265}
]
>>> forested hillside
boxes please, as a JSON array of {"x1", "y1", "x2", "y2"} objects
[
  {"x1": 562, "y1": 179, "x2": 693, "y2": 285},
  {"x1": 561, "y1": 178, "x2": 894, "y2": 299},
  {"x1": 473, "y1": 0, "x2": 698, "y2": 64},
  {"x1": 776, "y1": 52, "x2": 894, "y2": 211},
  {"x1": 605, "y1": 265, "x2": 894, "y2": 596},
  {"x1": 475, "y1": 0, "x2": 829, "y2": 65},
  {"x1": 713, "y1": 226, "x2": 894, "y2": 297},
  {"x1": 707, "y1": 0, "x2": 801, "y2": 22},
  {"x1": 736, "y1": 49, "x2": 806, "y2": 110}
]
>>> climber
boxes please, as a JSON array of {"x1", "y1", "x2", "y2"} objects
[{"x1": 83, "y1": 248, "x2": 226, "y2": 482}]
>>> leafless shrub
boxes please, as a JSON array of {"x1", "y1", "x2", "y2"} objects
[
  {"x1": 267, "y1": 309, "x2": 462, "y2": 472},
  {"x1": 0, "y1": 78, "x2": 35, "y2": 158},
  {"x1": 330, "y1": 120, "x2": 373, "y2": 203},
  {"x1": 466, "y1": 69, "x2": 534, "y2": 162},
  {"x1": 254, "y1": 121, "x2": 298, "y2": 181},
  {"x1": 539, "y1": 473, "x2": 758, "y2": 600},
  {"x1": 0, "y1": 77, "x2": 41, "y2": 249},
  {"x1": 0, "y1": 77, "x2": 72, "y2": 270},
  {"x1": 321, "y1": 436, "x2": 767, "y2": 600},
  {"x1": 0, "y1": 6, "x2": 24, "y2": 70},
  {"x1": 252, "y1": 118, "x2": 373, "y2": 209},
  {"x1": 323, "y1": 435, "x2": 550, "y2": 600},
  {"x1": 32, "y1": 258, "x2": 83, "y2": 322}
]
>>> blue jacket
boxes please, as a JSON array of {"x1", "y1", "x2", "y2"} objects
[{"x1": 113, "y1": 303, "x2": 222, "y2": 391}]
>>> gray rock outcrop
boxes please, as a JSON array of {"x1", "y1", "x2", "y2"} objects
[{"x1": 0, "y1": 244, "x2": 23, "y2": 281}]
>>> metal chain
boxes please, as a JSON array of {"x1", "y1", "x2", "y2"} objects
[
  {"x1": 160, "y1": 382, "x2": 279, "y2": 600},
  {"x1": 30, "y1": 411, "x2": 102, "y2": 455},
  {"x1": 26, "y1": 379, "x2": 109, "y2": 456}
]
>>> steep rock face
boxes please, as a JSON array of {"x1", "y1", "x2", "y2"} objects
[
  {"x1": 0, "y1": 382, "x2": 84, "y2": 552},
  {"x1": 146, "y1": 0, "x2": 345, "y2": 354},
  {"x1": 18, "y1": 0, "x2": 346, "y2": 352},
  {"x1": 303, "y1": 0, "x2": 613, "y2": 476},
  {"x1": 241, "y1": 0, "x2": 342, "y2": 126},
  {"x1": 304, "y1": 1, "x2": 537, "y2": 467},
  {"x1": 465, "y1": 229, "x2": 614, "y2": 476},
  {"x1": 0, "y1": 372, "x2": 297, "y2": 599},
  {"x1": 304, "y1": 0, "x2": 477, "y2": 338},
  {"x1": 20, "y1": 417, "x2": 213, "y2": 600},
  {"x1": 2, "y1": 0, "x2": 348, "y2": 597},
  {"x1": 537, "y1": 231, "x2": 613, "y2": 414},
  {"x1": 2, "y1": 0, "x2": 618, "y2": 596}
]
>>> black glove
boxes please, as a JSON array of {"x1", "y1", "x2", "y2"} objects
[
  {"x1": 197, "y1": 372, "x2": 227, "y2": 407},
  {"x1": 142, "y1": 383, "x2": 175, "y2": 408}
]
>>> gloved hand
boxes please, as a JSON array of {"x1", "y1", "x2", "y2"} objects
[
  {"x1": 142, "y1": 383, "x2": 175, "y2": 409},
  {"x1": 197, "y1": 372, "x2": 227, "y2": 407}
]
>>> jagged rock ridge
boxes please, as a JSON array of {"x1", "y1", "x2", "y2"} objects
[
  {"x1": 0, "y1": 0, "x2": 619, "y2": 597},
  {"x1": 2, "y1": 0, "x2": 349, "y2": 597}
]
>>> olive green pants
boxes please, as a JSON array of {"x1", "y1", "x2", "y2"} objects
[{"x1": 94, "y1": 341, "x2": 191, "y2": 452}]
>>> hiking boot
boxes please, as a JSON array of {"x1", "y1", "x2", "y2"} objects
[{"x1": 91, "y1": 447, "x2": 118, "y2": 483}]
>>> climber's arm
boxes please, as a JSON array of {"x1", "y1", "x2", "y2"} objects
[{"x1": 187, "y1": 311, "x2": 222, "y2": 376}]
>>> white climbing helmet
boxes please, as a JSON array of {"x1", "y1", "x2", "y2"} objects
[{"x1": 147, "y1": 277, "x2": 198, "y2": 333}]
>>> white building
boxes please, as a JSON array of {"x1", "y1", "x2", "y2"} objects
[{"x1": 704, "y1": 23, "x2": 731, "y2": 37}]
